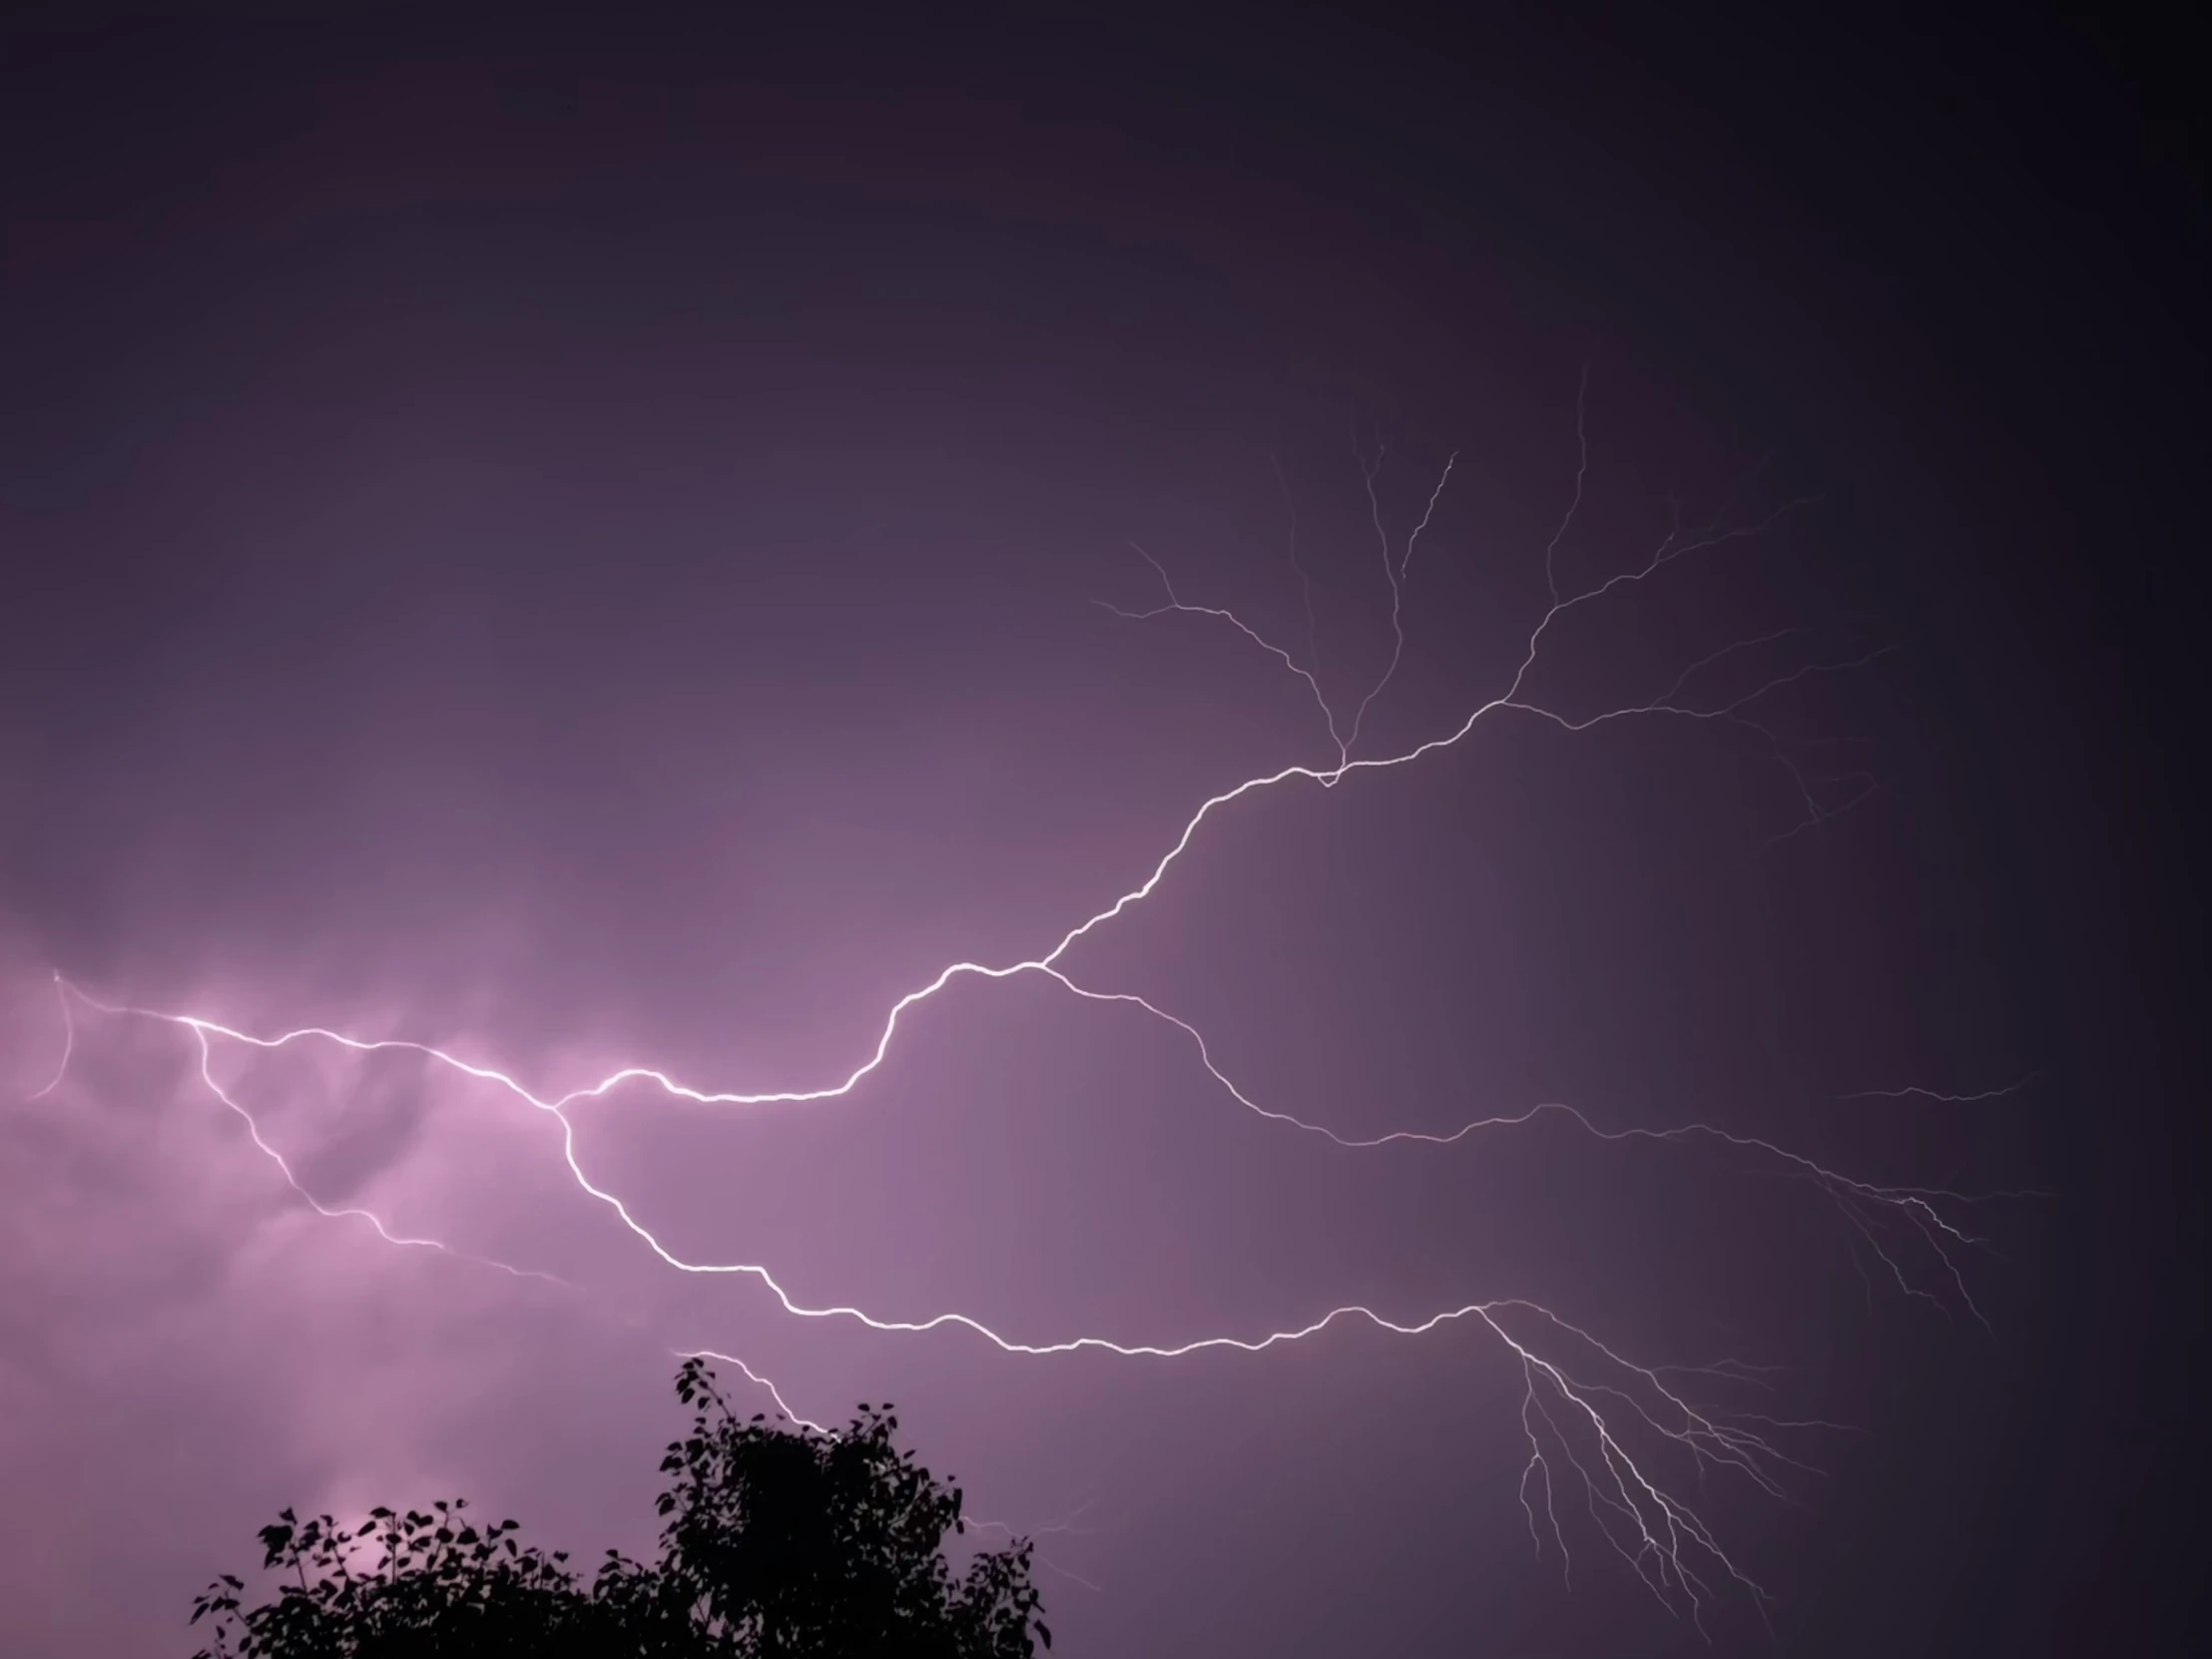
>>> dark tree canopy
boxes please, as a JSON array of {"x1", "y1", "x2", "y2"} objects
[{"x1": 189, "y1": 1359, "x2": 1050, "y2": 1658}]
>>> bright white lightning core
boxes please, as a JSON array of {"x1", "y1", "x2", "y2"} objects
[{"x1": 27, "y1": 406, "x2": 2013, "y2": 1633}]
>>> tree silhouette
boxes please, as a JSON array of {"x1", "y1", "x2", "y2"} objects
[{"x1": 189, "y1": 1358, "x2": 1050, "y2": 1657}]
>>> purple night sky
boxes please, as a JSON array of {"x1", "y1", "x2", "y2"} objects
[{"x1": 1, "y1": 12, "x2": 2199, "y2": 1657}]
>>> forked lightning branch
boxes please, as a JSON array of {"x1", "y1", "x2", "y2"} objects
[{"x1": 29, "y1": 389, "x2": 2012, "y2": 1633}]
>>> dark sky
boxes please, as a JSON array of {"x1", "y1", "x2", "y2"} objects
[{"x1": 1, "y1": 8, "x2": 2200, "y2": 1656}]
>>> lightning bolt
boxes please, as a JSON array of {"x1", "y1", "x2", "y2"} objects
[
  {"x1": 969, "y1": 1506, "x2": 1105, "y2": 1596},
  {"x1": 1543, "y1": 360, "x2": 1592, "y2": 607},
  {"x1": 26, "y1": 390, "x2": 2021, "y2": 1633},
  {"x1": 1834, "y1": 1076, "x2": 2042, "y2": 1104},
  {"x1": 673, "y1": 1347, "x2": 830, "y2": 1435},
  {"x1": 26, "y1": 970, "x2": 73, "y2": 1102},
  {"x1": 178, "y1": 1010, "x2": 572, "y2": 1291}
]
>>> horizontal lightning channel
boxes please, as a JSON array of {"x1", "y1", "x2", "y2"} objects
[
  {"x1": 29, "y1": 424, "x2": 2001, "y2": 1629},
  {"x1": 1834, "y1": 1077, "x2": 2041, "y2": 1104}
]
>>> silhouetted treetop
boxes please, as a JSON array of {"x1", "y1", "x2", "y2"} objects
[{"x1": 189, "y1": 1358, "x2": 1049, "y2": 1657}]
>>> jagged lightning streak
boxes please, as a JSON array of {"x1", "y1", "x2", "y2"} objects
[
  {"x1": 674, "y1": 1346, "x2": 830, "y2": 1434},
  {"x1": 1834, "y1": 1076, "x2": 2041, "y2": 1104},
  {"x1": 25, "y1": 970, "x2": 73, "y2": 1101},
  {"x1": 173, "y1": 1006, "x2": 570, "y2": 1291},
  {"x1": 1095, "y1": 546, "x2": 1348, "y2": 763},
  {"x1": 969, "y1": 1509, "x2": 1105, "y2": 1595},
  {"x1": 20, "y1": 995, "x2": 853, "y2": 1530},
  {"x1": 1343, "y1": 431, "x2": 1456, "y2": 762},
  {"x1": 1544, "y1": 360, "x2": 1592, "y2": 606},
  {"x1": 29, "y1": 404, "x2": 2005, "y2": 1632}
]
